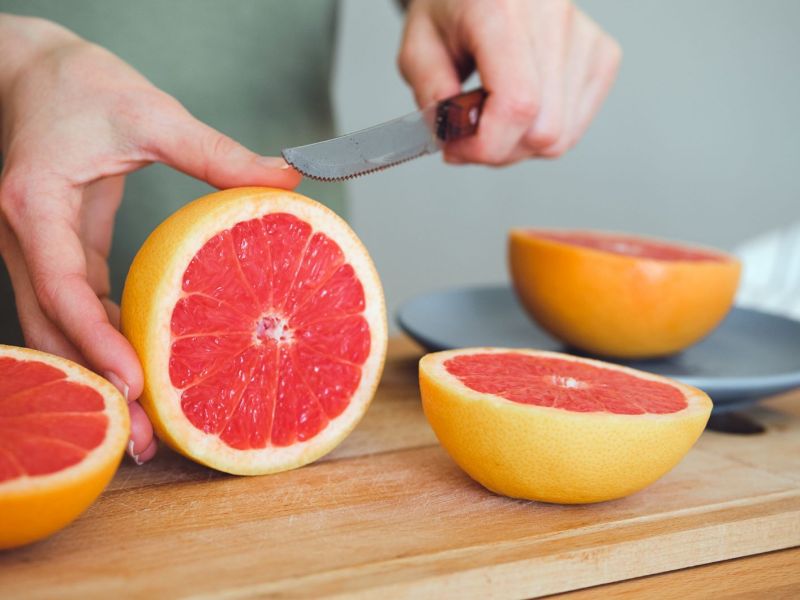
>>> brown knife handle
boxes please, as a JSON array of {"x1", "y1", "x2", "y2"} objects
[{"x1": 435, "y1": 87, "x2": 488, "y2": 142}]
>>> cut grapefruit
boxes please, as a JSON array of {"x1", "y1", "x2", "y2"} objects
[
  {"x1": 121, "y1": 187, "x2": 387, "y2": 475},
  {"x1": 0, "y1": 345, "x2": 129, "y2": 549},
  {"x1": 509, "y1": 229, "x2": 741, "y2": 358},
  {"x1": 419, "y1": 348, "x2": 712, "y2": 504}
]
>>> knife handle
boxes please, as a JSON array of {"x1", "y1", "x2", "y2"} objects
[{"x1": 435, "y1": 88, "x2": 488, "y2": 142}]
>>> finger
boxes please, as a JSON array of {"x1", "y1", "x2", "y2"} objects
[
  {"x1": 445, "y1": 6, "x2": 540, "y2": 165},
  {"x1": 398, "y1": 12, "x2": 462, "y2": 108},
  {"x1": 127, "y1": 400, "x2": 155, "y2": 464},
  {"x1": 13, "y1": 267, "x2": 87, "y2": 363},
  {"x1": 135, "y1": 438, "x2": 158, "y2": 465},
  {"x1": 523, "y1": 0, "x2": 572, "y2": 151},
  {"x1": 3, "y1": 180, "x2": 144, "y2": 401},
  {"x1": 146, "y1": 107, "x2": 302, "y2": 190},
  {"x1": 0, "y1": 217, "x2": 87, "y2": 362},
  {"x1": 80, "y1": 176, "x2": 125, "y2": 258},
  {"x1": 80, "y1": 177, "x2": 124, "y2": 298},
  {"x1": 102, "y1": 297, "x2": 121, "y2": 329},
  {"x1": 538, "y1": 11, "x2": 599, "y2": 158},
  {"x1": 569, "y1": 37, "x2": 622, "y2": 149}
]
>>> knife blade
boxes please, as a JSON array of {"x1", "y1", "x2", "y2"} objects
[{"x1": 282, "y1": 88, "x2": 487, "y2": 181}]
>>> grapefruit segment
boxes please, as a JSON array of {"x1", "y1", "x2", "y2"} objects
[
  {"x1": 509, "y1": 229, "x2": 741, "y2": 358},
  {"x1": 121, "y1": 188, "x2": 387, "y2": 475},
  {"x1": 420, "y1": 347, "x2": 712, "y2": 504},
  {"x1": 170, "y1": 295, "x2": 254, "y2": 337},
  {"x1": 0, "y1": 345, "x2": 129, "y2": 549}
]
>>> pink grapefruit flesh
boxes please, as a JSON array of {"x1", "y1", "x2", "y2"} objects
[
  {"x1": 420, "y1": 348, "x2": 713, "y2": 503},
  {"x1": 444, "y1": 353, "x2": 687, "y2": 414},
  {"x1": 121, "y1": 188, "x2": 387, "y2": 476},
  {"x1": 0, "y1": 358, "x2": 108, "y2": 482},
  {"x1": 169, "y1": 213, "x2": 370, "y2": 450},
  {"x1": 0, "y1": 345, "x2": 129, "y2": 549},
  {"x1": 528, "y1": 230, "x2": 727, "y2": 262}
]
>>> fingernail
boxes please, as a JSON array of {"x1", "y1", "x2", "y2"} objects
[
  {"x1": 127, "y1": 440, "x2": 143, "y2": 466},
  {"x1": 258, "y1": 156, "x2": 292, "y2": 170},
  {"x1": 104, "y1": 371, "x2": 129, "y2": 402},
  {"x1": 444, "y1": 153, "x2": 465, "y2": 165}
]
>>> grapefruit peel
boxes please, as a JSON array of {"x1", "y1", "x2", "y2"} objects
[
  {"x1": 121, "y1": 188, "x2": 387, "y2": 476},
  {"x1": 0, "y1": 345, "x2": 129, "y2": 549},
  {"x1": 419, "y1": 347, "x2": 712, "y2": 504}
]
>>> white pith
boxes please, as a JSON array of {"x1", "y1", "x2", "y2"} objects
[{"x1": 0, "y1": 345, "x2": 129, "y2": 497}]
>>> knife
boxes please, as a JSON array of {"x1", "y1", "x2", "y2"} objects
[{"x1": 282, "y1": 88, "x2": 487, "y2": 181}]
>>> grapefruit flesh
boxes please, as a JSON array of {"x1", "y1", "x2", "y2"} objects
[
  {"x1": 509, "y1": 229, "x2": 741, "y2": 359},
  {"x1": 0, "y1": 346, "x2": 129, "y2": 549},
  {"x1": 420, "y1": 348, "x2": 712, "y2": 504},
  {"x1": 529, "y1": 230, "x2": 729, "y2": 262},
  {"x1": 121, "y1": 188, "x2": 387, "y2": 475}
]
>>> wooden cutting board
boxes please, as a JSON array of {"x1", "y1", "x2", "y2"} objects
[{"x1": 2, "y1": 338, "x2": 799, "y2": 599}]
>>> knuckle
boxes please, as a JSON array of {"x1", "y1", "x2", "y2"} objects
[
  {"x1": 0, "y1": 174, "x2": 29, "y2": 226},
  {"x1": 466, "y1": 141, "x2": 512, "y2": 167},
  {"x1": 117, "y1": 89, "x2": 183, "y2": 132},
  {"x1": 32, "y1": 271, "x2": 78, "y2": 319},
  {"x1": 562, "y1": 0, "x2": 577, "y2": 24},
  {"x1": 31, "y1": 276, "x2": 59, "y2": 317},
  {"x1": 502, "y1": 94, "x2": 539, "y2": 122},
  {"x1": 205, "y1": 132, "x2": 238, "y2": 160},
  {"x1": 591, "y1": 38, "x2": 623, "y2": 84},
  {"x1": 396, "y1": 46, "x2": 415, "y2": 79},
  {"x1": 538, "y1": 142, "x2": 569, "y2": 159},
  {"x1": 607, "y1": 38, "x2": 623, "y2": 66},
  {"x1": 544, "y1": 0, "x2": 574, "y2": 26},
  {"x1": 493, "y1": 0, "x2": 516, "y2": 15},
  {"x1": 525, "y1": 123, "x2": 562, "y2": 150}
]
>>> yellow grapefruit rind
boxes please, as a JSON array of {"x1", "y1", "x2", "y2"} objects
[
  {"x1": 0, "y1": 345, "x2": 129, "y2": 549},
  {"x1": 419, "y1": 347, "x2": 712, "y2": 504},
  {"x1": 121, "y1": 187, "x2": 388, "y2": 476},
  {"x1": 508, "y1": 229, "x2": 742, "y2": 359}
]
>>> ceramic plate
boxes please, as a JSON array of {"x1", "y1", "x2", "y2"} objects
[{"x1": 397, "y1": 285, "x2": 800, "y2": 411}]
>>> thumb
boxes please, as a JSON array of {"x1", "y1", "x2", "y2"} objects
[
  {"x1": 151, "y1": 112, "x2": 302, "y2": 190},
  {"x1": 398, "y1": 13, "x2": 462, "y2": 108}
]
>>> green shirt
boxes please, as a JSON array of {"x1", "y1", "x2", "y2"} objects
[{"x1": 0, "y1": 0, "x2": 342, "y2": 345}]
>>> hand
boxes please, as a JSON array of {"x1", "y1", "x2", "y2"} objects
[
  {"x1": 398, "y1": 0, "x2": 622, "y2": 164},
  {"x1": 0, "y1": 15, "x2": 301, "y2": 464}
]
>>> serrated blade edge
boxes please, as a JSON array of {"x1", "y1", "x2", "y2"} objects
[{"x1": 282, "y1": 107, "x2": 440, "y2": 181}]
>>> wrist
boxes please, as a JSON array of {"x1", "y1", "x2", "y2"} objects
[{"x1": 0, "y1": 14, "x2": 78, "y2": 95}]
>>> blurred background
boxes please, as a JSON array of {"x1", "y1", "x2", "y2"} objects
[
  {"x1": 335, "y1": 0, "x2": 800, "y2": 329},
  {"x1": 1, "y1": 0, "x2": 799, "y2": 339}
]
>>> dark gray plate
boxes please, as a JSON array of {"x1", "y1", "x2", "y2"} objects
[{"x1": 397, "y1": 285, "x2": 800, "y2": 411}]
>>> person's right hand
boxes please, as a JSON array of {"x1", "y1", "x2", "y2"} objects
[{"x1": 0, "y1": 15, "x2": 301, "y2": 464}]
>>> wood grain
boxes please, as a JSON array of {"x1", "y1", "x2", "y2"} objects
[
  {"x1": 552, "y1": 547, "x2": 800, "y2": 600},
  {"x1": 1, "y1": 338, "x2": 799, "y2": 599}
]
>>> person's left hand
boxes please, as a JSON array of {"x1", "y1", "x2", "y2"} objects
[{"x1": 398, "y1": 0, "x2": 621, "y2": 165}]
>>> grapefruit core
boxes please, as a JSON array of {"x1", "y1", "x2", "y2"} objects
[
  {"x1": 121, "y1": 188, "x2": 387, "y2": 476},
  {"x1": 420, "y1": 348, "x2": 712, "y2": 504},
  {"x1": 509, "y1": 229, "x2": 741, "y2": 359},
  {"x1": 0, "y1": 345, "x2": 129, "y2": 549}
]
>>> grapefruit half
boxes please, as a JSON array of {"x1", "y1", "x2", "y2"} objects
[
  {"x1": 0, "y1": 345, "x2": 129, "y2": 549},
  {"x1": 419, "y1": 348, "x2": 712, "y2": 504},
  {"x1": 121, "y1": 188, "x2": 387, "y2": 475},
  {"x1": 509, "y1": 229, "x2": 741, "y2": 358}
]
